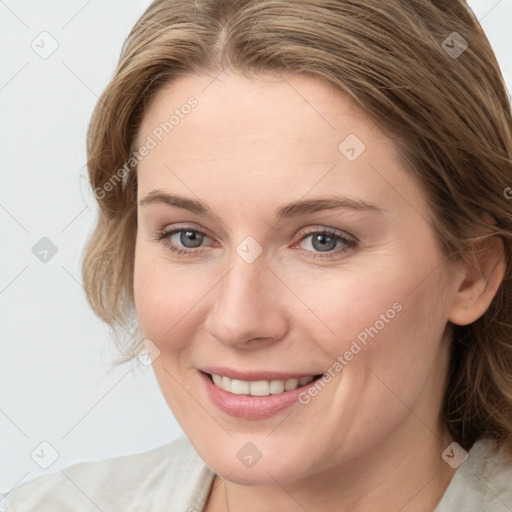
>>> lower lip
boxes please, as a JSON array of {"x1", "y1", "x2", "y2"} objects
[{"x1": 200, "y1": 371, "x2": 321, "y2": 419}]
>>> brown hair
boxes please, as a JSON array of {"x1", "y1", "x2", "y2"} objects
[{"x1": 82, "y1": 0, "x2": 512, "y2": 457}]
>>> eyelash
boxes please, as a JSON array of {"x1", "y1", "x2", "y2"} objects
[{"x1": 150, "y1": 225, "x2": 358, "y2": 260}]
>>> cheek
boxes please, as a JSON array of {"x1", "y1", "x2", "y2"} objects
[
  {"x1": 133, "y1": 239, "x2": 212, "y2": 339},
  {"x1": 133, "y1": 245, "x2": 207, "y2": 420},
  {"x1": 283, "y1": 247, "x2": 448, "y2": 378}
]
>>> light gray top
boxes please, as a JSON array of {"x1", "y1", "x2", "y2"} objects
[{"x1": 2, "y1": 436, "x2": 511, "y2": 511}]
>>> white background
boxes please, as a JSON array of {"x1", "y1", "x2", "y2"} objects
[{"x1": 1, "y1": 0, "x2": 511, "y2": 494}]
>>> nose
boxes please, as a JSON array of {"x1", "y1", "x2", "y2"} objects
[{"x1": 204, "y1": 253, "x2": 288, "y2": 350}]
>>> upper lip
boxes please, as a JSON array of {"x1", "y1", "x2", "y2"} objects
[{"x1": 200, "y1": 367, "x2": 322, "y2": 381}]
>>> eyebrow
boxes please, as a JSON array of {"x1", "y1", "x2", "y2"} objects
[{"x1": 139, "y1": 189, "x2": 384, "y2": 219}]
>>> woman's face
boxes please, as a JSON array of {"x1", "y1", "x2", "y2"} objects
[{"x1": 133, "y1": 71, "x2": 459, "y2": 484}]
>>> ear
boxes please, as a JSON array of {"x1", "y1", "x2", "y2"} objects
[{"x1": 448, "y1": 235, "x2": 506, "y2": 326}]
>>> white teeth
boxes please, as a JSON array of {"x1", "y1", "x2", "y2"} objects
[
  {"x1": 269, "y1": 380, "x2": 285, "y2": 394},
  {"x1": 210, "y1": 374, "x2": 316, "y2": 396},
  {"x1": 221, "y1": 376, "x2": 231, "y2": 392},
  {"x1": 284, "y1": 378, "x2": 299, "y2": 391},
  {"x1": 249, "y1": 380, "x2": 270, "y2": 396},
  {"x1": 231, "y1": 379, "x2": 250, "y2": 394}
]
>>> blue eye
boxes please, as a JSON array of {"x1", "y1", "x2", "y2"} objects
[
  {"x1": 152, "y1": 227, "x2": 210, "y2": 256},
  {"x1": 296, "y1": 229, "x2": 357, "y2": 260},
  {"x1": 151, "y1": 226, "x2": 357, "y2": 260},
  {"x1": 171, "y1": 229, "x2": 204, "y2": 249}
]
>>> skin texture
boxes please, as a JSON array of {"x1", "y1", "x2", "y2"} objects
[{"x1": 133, "y1": 71, "x2": 505, "y2": 511}]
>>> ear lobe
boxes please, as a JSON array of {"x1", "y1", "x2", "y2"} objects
[{"x1": 448, "y1": 236, "x2": 506, "y2": 326}]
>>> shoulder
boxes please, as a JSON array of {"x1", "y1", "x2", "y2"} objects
[
  {"x1": 435, "y1": 438, "x2": 512, "y2": 512},
  {"x1": 1, "y1": 436, "x2": 215, "y2": 512}
]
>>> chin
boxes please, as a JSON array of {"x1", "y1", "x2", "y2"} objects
[{"x1": 193, "y1": 436, "x2": 317, "y2": 485}]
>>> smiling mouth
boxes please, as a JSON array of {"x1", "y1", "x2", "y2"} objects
[{"x1": 205, "y1": 372, "x2": 324, "y2": 397}]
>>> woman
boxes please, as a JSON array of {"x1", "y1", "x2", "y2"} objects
[{"x1": 4, "y1": 0, "x2": 512, "y2": 510}]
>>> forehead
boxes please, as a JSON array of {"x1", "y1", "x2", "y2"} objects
[
  {"x1": 135, "y1": 71, "x2": 425, "y2": 221},
  {"x1": 137, "y1": 71, "x2": 374, "y2": 153}
]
